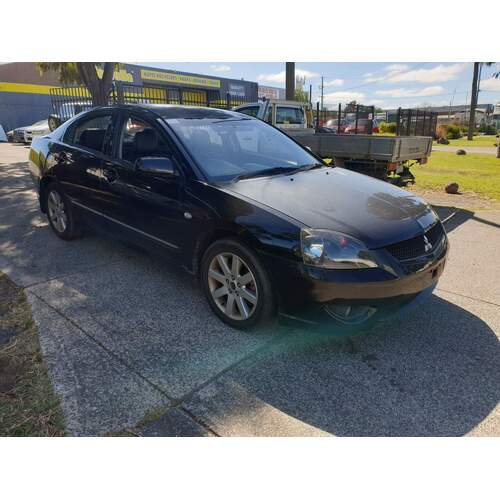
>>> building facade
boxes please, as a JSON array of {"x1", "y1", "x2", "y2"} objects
[
  {"x1": 258, "y1": 85, "x2": 286, "y2": 100},
  {"x1": 0, "y1": 63, "x2": 258, "y2": 131},
  {"x1": 492, "y1": 102, "x2": 500, "y2": 129}
]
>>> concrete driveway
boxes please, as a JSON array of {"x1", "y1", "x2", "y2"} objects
[{"x1": 1, "y1": 142, "x2": 499, "y2": 436}]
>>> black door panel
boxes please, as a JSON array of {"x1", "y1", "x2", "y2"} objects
[
  {"x1": 52, "y1": 111, "x2": 115, "y2": 210},
  {"x1": 91, "y1": 112, "x2": 189, "y2": 253},
  {"x1": 49, "y1": 142, "x2": 106, "y2": 209},
  {"x1": 93, "y1": 160, "x2": 185, "y2": 252}
]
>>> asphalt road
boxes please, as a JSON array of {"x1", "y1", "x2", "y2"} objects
[{"x1": 1, "y1": 142, "x2": 499, "y2": 436}]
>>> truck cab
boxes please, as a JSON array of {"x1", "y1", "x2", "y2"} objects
[{"x1": 234, "y1": 99, "x2": 313, "y2": 131}]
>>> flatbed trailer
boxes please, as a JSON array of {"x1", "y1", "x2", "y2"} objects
[{"x1": 288, "y1": 131, "x2": 433, "y2": 185}]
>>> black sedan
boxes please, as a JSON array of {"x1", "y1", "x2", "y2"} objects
[{"x1": 28, "y1": 104, "x2": 448, "y2": 331}]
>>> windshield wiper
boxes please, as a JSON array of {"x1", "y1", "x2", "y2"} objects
[
  {"x1": 212, "y1": 117, "x2": 251, "y2": 124},
  {"x1": 233, "y1": 166, "x2": 297, "y2": 182},
  {"x1": 283, "y1": 163, "x2": 325, "y2": 176}
]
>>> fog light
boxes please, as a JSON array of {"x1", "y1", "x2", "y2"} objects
[{"x1": 324, "y1": 304, "x2": 377, "y2": 325}]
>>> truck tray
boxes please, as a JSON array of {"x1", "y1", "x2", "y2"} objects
[{"x1": 290, "y1": 132, "x2": 433, "y2": 163}]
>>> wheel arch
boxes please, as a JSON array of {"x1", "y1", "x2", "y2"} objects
[
  {"x1": 39, "y1": 175, "x2": 59, "y2": 213},
  {"x1": 192, "y1": 226, "x2": 262, "y2": 277}
]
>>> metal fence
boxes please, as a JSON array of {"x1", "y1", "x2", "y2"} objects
[
  {"x1": 49, "y1": 82, "x2": 254, "y2": 123},
  {"x1": 311, "y1": 104, "x2": 438, "y2": 137},
  {"x1": 314, "y1": 103, "x2": 376, "y2": 134},
  {"x1": 395, "y1": 108, "x2": 438, "y2": 137}
]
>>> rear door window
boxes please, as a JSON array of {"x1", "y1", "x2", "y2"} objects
[{"x1": 66, "y1": 114, "x2": 113, "y2": 153}]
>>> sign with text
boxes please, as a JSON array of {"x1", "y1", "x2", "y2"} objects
[{"x1": 140, "y1": 70, "x2": 221, "y2": 88}]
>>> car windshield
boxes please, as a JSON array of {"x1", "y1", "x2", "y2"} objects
[{"x1": 166, "y1": 116, "x2": 321, "y2": 182}]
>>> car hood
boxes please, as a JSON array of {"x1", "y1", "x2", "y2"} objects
[{"x1": 223, "y1": 167, "x2": 436, "y2": 248}]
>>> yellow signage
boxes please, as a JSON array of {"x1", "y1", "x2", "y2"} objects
[
  {"x1": 140, "y1": 69, "x2": 220, "y2": 88},
  {"x1": 0, "y1": 82, "x2": 57, "y2": 95},
  {"x1": 96, "y1": 67, "x2": 134, "y2": 82}
]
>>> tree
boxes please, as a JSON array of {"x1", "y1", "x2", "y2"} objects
[
  {"x1": 294, "y1": 75, "x2": 309, "y2": 102},
  {"x1": 37, "y1": 62, "x2": 117, "y2": 106},
  {"x1": 468, "y1": 62, "x2": 498, "y2": 141},
  {"x1": 344, "y1": 101, "x2": 358, "y2": 113},
  {"x1": 467, "y1": 63, "x2": 480, "y2": 141}
]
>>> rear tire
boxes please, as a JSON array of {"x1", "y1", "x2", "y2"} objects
[
  {"x1": 201, "y1": 238, "x2": 275, "y2": 329},
  {"x1": 45, "y1": 182, "x2": 82, "y2": 241}
]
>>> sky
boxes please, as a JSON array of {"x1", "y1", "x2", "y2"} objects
[{"x1": 146, "y1": 62, "x2": 500, "y2": 109}]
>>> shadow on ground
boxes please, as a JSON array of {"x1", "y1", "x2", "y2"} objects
[{"x1": 184, "y1": 292, "x2": 499, "y2": 436}]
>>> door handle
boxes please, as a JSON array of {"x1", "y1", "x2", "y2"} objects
[
  {"x1": 102, "y1": 168, "x2": 118, "y2": 183},
  {"x1": 55, "y1": 151, "x2": 69, "y2": 162}
]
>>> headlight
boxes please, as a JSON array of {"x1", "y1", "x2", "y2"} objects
[{"x1": 301, "y1": 229, "x2": 378, "y2": 269}]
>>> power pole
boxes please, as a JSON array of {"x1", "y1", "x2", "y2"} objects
[
  {"x1": 448, "y1": 88, "x2": 456, "y2": 124},
  {"x1": 467, "y1": 62, "x2": 480, "y2": 141},
  {"x1": 320, "y1": 76, "x2": 324, "y2": 110},
  {"x1": 285, "y1": 62, "x2": 295, "y2": 100}
]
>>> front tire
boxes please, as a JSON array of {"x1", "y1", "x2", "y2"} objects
[
  {"x1": 45, "y1": 183, "x2": 82, "y2": 240},
  {"x1": 201, "y1": 239, "x2": 275, "y2": 329}
]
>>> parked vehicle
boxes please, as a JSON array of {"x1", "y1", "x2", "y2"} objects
[
  {"x1": 344, "y1": 118, "x2": 380, "y2": 134},
  {"x1": 235, "y1": 102, "x2": 431, "y2": 184},
  {"x1": 324, "y1": 118, "x2": 347, "y2": 133},
  {"x1": 23, "y1": 119, "x2": 50, "y2": 143},
  {"x1": 48, "y1": 101, "x2": 93, "y2": 131},
  {"x1": 9, "y1": 119, "x2": 50, "y2": 144},
  {"x1": 293, "y1": 132, "x2": 432, "y2": 183},
  {"x1": 11, "y1": 126, "x2": 28, "y2": 143},
  {"x1": 235, "y1": 99, "x2": 312, "y2": 130},
  {"x1": 28, "y1": 105, "x2": 447, "y2": 332}
]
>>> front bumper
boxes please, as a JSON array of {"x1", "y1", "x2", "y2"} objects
[{"x1": 260, "y1": 238, "x2": 448, "y2": 328}]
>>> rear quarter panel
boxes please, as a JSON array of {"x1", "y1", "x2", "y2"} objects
[{"x1": 28, "y1": 137, "x2": 51, "y2": 193}]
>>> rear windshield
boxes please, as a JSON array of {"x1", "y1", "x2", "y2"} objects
[{"x1": 275, "y1": 106, "x2": 304, "y2": 124}]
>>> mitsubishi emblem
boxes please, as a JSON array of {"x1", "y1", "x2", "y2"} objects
[{"x1": 423, "y1": 235, "x2": 432, "y2": 252}]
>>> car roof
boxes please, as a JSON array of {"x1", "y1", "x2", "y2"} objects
[{"x1": 97, "y1": 104, "x2": 247, "y2": 121}]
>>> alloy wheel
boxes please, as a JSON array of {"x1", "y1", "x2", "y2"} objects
[
  {"x1": 207, "y1": 252, "x2": 258, "y2": 321},
  {"x1": 47, "y1": 190, "x2": 67, "y2": 233}
]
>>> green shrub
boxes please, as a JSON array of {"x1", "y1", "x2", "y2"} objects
[
  {"x1": 446, "y1": 124, "x2": 461, "y2": 140},
  {"x1": 480, "y1": 124, "x2": 497, "y2": 135},
  {"x1": 437, "y1": 123, "x2": 461, "y2": 140},
  {"x1": 380, "y1": 121, "x2": 397, "y2": 134}
]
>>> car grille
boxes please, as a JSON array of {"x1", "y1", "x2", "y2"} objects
[{"x1": 385, "y1": 222, "x2": 445, "y2": 261}]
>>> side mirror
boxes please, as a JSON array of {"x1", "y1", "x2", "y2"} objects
[{"x1": 136, "y1": 156, "x2": 176, "y2": 175}]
